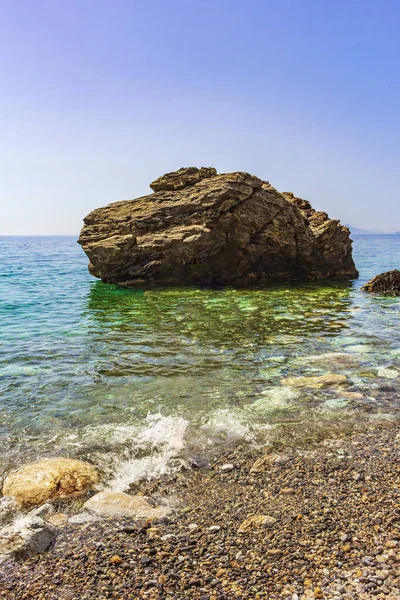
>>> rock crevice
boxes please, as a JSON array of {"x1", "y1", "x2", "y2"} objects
[{"x1": 79, "y1": 167, "x2": 358, "y2": 286}]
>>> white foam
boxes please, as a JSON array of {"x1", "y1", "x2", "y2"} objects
[
  {"x1": 200, "y1": 409, "x2": 252, "y2": 442},
  {"x1": 107, "y1": 413, "x2": 188, "y2": 492}
]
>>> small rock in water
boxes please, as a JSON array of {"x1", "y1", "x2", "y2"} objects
[
  {"x1": 281, "y1": 373, "x2": 348, "y2": 389},
  {"x1": 377, "y1": 367, "x2": 399, "y2": 379},
  {"x1": 208, "y1": 525, "x2": 221, "y2": 532},
  {"x1": 362, "y1": 269, "x2": 400, "y2": 294},
  {"x1": 337, "y1": 390, "x2": 364, "y2": 399}
]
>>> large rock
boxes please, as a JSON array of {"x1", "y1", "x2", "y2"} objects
[
  {"x1": 282, "y1": 192, "x2": 359, "y2": 279},
  {"x1": 362, "y1": 270, "x2": 400, "y2": 294},
  {"x1": 2, "y1": 458, "x2": 99, "y2": 508},
  {"x1": 83, "y1": 491, "x2": 171, "y2": 519},
  {"x1": 0, "y1": 516, "x2": 56, "y2": 561},
  {"x1": 78, "y1": 167, "x2": 358, "y2": 286}
]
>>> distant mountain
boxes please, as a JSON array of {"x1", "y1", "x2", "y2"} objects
[{"x1": 345, "y1": 224, "x2": 400, "y2": 236}]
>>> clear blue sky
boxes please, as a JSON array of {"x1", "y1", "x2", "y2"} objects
[{"x1": 2, "y1": 0, "x2": 400, "y2": 234}]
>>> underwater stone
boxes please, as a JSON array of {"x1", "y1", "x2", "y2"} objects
[{"x1": 282, "y1": 373, "x2": 348, "y2": 389}]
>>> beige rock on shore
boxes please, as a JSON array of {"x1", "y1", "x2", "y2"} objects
[
  {"x1": 83, "y1": 491, "x2": 171, "y2": 520},
  {"x1": 2, "y1": 458, "x2": 99, "y2": 508}
]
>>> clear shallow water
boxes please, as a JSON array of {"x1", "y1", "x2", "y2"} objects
[{"x1": 1, "y1": 235, "x2": 400, "y2": 488}]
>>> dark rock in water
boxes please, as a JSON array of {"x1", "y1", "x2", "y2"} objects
[
  {"x1": 78, "y1": 167, "x2": 358, "y2": 287},
  {"x1": 362, "y1": 270, "x2": 400, "y2": 294}
]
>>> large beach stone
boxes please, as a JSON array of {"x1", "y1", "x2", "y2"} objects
[
  {"x1": 362, "y1": 270, "x2": 400, "y2": 294},
  {"x1": 78, "y1": 167, "x2": 358, "y2": 287},
  {"x1": 83, "y1": 491, "x2": 171, "y2": 519},
  {"x1": 281, "y1": 373, "x2": 348, "y2": 389},
  {"x1": 0, "y1": 516, "x2": 56, "y2": 561},
  {"x1": 2, "y1": 458, "x2": 99, "y2": 508}
]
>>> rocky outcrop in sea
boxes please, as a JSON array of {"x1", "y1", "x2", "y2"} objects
[
  {"x1": 78, "y1": 167, "x2": 358, "y2": 286},
  {"x1": 362, "y1": 269, "x2": 400, "y2": 294}
]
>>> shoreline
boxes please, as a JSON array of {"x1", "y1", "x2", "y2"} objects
[{"x1": 2, "y1": 423, "x2": 400, "y2": 599}]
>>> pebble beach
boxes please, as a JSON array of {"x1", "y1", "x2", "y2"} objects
[{"x1": 2, "y1": 424, "x2": 400, "y2": 600}]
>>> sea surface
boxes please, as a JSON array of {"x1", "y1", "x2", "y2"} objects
[{"x1": 1, "y1": 235, "x2": 400, "y2": 490}]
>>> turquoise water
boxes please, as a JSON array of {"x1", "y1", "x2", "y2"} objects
[{"x1": 1, "y1": 235, "x2": 400, "y2": 488}]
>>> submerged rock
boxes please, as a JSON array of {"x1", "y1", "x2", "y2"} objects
[
  {"x1": 282, "y1": 373, "x2": 348, "y2": 389},
  {"x1": 0, "y1": 516, "x2": 56, "y2": 561},
  {"x1": 78, "y1": 167, "x2": 358, "y2": 287},
  {"x1": 2, "y1": 458, "x2": 99, "y2": 508},
  {"x1": 377, "y1": 367, "x2": 399, "y2": 379},
  {"x1": 362, "y1": 270, "x2": 400, "y2": 294},
  {"x1": 83, "y1": 491, "x2": 171, "y2": 519}
]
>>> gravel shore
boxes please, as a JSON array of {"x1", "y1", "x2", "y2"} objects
[{"x1": 2, "y1": 425, "x2": 400, "y2": 599}]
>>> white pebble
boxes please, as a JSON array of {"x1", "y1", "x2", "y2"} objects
[{"x1": 220, "y1": 463, "x2": 234, "y2": 472}]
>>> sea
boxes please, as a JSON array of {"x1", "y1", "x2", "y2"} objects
[{"x1": 1, "y1": 235, "x2": 400, "y2": 492}]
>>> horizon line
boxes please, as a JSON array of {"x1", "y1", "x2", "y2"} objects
[{"x1": 0, "y1": 233, "x2": 79, "y2": 237}]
